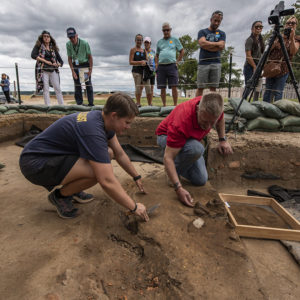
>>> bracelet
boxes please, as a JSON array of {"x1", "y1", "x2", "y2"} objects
[
  {"x1": 174, "y1": 182, "x2": 182, "y2": 191},
  {"x1": 133, "y1": 175, "x2": 141, "y2": 181},
  {"x1": 130, "y1": 202, "x2": 137, "y2": 213}
]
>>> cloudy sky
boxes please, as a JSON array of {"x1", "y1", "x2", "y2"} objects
[{"x1": 0, "y1": 0, "x2": 296, "y2": 92}]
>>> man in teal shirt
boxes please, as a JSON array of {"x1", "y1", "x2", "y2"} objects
[
  {"x1": 66, "y1": 27, "x2": 94, "y2": 106},
  {"x1": 155, "y1": 22, "x2": 184, "y2": 106}
]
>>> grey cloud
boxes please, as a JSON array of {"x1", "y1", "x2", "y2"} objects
[{"x1": 0, "y1": 0, "x2": 296, "y2": 91}]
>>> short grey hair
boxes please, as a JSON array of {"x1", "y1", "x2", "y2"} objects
[
  {"x1": 162, "y1": 22, "x2": 171, "y2": 29},
  {"x1": 198, "y1": 93, "x2": 223, "y2": 118}
]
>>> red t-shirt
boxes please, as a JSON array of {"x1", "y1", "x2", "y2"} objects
[{"x1": 155, "y1": 96, "x2": 224, "y2": 148}]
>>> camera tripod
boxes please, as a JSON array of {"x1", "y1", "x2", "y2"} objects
[{"x1": 226, "y1": 22, "x2": 300, "y2": 133}]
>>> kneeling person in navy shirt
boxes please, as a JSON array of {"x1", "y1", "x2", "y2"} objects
[
  {"x1": 156, "y1": 92, "x2": 232, "y2": 207},
  {"x1": 20, "y1": 93, "x2": 149, "y2": 220}
]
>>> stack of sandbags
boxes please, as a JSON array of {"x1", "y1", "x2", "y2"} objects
[
  {"x1": 274, "y1": 100, "x2": 300, "y2": 132},
  {"x1": 18, "y1": 104, "x2": 49, "y2": 114},
  {"x1": 2, "y1": 105, "x2": 19, "y2": 115},
  {"x1": 159, "y1": 106, "x2": 175, "y2": 117},
  {"x1": 138, "y1": 106, "x2": 161, "y2": 117}
]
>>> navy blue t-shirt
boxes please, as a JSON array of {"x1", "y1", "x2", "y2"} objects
[
  {"x1": 198, "y1": 28, "x2": 226, "y2": 65},
  {"x1": 21, "y1": 110, "x2": 115, "y2": 169}
]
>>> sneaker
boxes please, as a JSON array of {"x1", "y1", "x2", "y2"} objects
[
  {"x1": 72, "y1": 191, "x2": 94, "y2": 204},
  {"x1": 48, "y1": 190, "x2": 79, "y2": 219}
]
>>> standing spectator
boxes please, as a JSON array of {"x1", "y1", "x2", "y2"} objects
[
  {"x1": 243, "y1": 21, "x2": 265, "y2": 101},
  {"x1": 129, "y1": 34, "x2": 150, "y2": 107},
  {"x1": 66, "y1": 27, "x2": 94, "y2": 106},
  {"x1": 31, "y1": 30, "x2": 64, "y2": 106},
  {"x1": 155, "y1": 23, "x2": 184, "y2": 106},
  {"x1": 196, "y1": 11, "x2": 226, "y2": 96},
  {"x1": 263, "y1": 16, "x2": 300, "y2": 103},
  {"x1": 1, "y1": 73, "x2": 11, "y2": 103},
  {"x1": 144, "y1": 36, "x2": 156, "y2": 105}
]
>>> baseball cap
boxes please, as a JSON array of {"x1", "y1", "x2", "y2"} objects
[
  {"x1": 67, "y1": 27, "x2": 76, "y2": 38},
  {"x1": 144, "y1": 37, "x2": 151, "y2": 43}
]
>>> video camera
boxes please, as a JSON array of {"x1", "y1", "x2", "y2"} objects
[{"x1": 268, "y1": 1, "x2": 294, "y2": 25}]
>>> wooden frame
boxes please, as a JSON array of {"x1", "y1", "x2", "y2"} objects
[{"x1": 219, "y1": 193, "x2": 300, "y2": 242}]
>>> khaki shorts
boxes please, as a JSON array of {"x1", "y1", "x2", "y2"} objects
[{"x1": 132, "y1": 72, "x2": 151, "y2": 95}]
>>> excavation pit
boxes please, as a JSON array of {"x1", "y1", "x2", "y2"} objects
[{"x1": 1, "y1": 114, "x2": 300, "y2": 299}]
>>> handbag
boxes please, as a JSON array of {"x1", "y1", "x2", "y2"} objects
[{"x1": 263, "y1": 58, "x2": 283, "y2": 78}]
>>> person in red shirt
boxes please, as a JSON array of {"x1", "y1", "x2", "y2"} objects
[{"x1": 156, "y1": 92, "x2": 232, "y2": 207}]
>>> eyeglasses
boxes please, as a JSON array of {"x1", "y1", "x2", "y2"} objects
[
  {"x1": 255, "y1": 25, "x2": 263, "y2": 29},
  {"x1": 43, "y1": 35, "x2": 50, "y2": 38},
  {"x1": 212, "y1": 10, "x2": 223, "y2": 17},
  {"x1": 163, "y1": 29, "x2": 170, "y2": 32},
  {"x1": 136, "y1": 39, "x2": 143, "y2": 42},
  {"x1": 144, "y1": 41, "x2": 150, "y2": 44},
  {"x1": 286, "y1": 22, "x2": 297, "y2": 26}
]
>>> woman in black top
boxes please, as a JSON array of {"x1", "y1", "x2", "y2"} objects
[
  {"x1": 31, "y1": 30, "x2": 64, "y2": 105},
  {"x1": 243, "y1": 21, "x2": 265, "y2": 101},
  {"x1": 129, "y1": 34, "x2": 150, "y2": 107}
]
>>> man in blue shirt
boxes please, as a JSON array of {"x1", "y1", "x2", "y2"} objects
[
  {"x1": 196, "y1": 11, "x2": 226, "y2": 96},
  {"x1": 19, "y1": 93, "x2": 149, "y2": 221},
  {"x1": 1, "y1": 73, "x2": 11, "y2": 103},
  {"x1": 155, "y1": 23, "x2": 184, "y2": 106}
]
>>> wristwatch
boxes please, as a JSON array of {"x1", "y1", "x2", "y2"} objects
[{"x1": 219, "y1": 136, "x2": 227, "y2": 142}]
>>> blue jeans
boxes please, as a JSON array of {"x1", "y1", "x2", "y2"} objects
[
  {"x1": 73, "y1": 68, "x2": 94, "y2": 105},
  {"x1": 243, "y1": 63, "x2": 254, "y2": 85},
  {"x1": 263, "y1": 73, "x2": 289, "y2": 103},
  {"x1": 157, "y1": 135, "x2": 208, "y2": 186}
]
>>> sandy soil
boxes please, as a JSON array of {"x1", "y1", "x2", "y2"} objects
[{"x1": 1, "y1": 140, "x2": 300, "y2": 299}]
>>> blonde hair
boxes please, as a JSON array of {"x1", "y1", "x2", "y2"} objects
[
  {"x1": 286, "y1": 16, "x2": 298, "y2": 25},
  {"x1": 199, "y1": 93, "x2": 223, "y2": 117}
]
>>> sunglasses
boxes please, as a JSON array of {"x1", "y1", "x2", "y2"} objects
[
  {"x1": 136, "y1": 39, "x2": 143, "y2": 42},
  {"x1": 163, "y1": 29, "x2": 170, "y2": 32},
  {"x1": 286, "y1": 22, "x2": 297, "y2": 26},
  {"x1": 43, "y1": 35, "x2": 50, "y2": 38},
  {"x1": 255, "y1": 25, "x2": 263, "y2": 29}
]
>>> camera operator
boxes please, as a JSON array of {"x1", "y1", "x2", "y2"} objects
[{"x1": 263, "y1": 16, "x2": 300, "y2": 103}]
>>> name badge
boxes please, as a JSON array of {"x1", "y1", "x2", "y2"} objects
[{"x1": 75, "y1": 59, "x2": 79, "y2": 65}]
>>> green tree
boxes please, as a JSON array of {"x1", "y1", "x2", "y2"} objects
[
  {"x1": 177, "y1": 34, "x2": 199, "y2": 95},
  {"x1": 220, "y1": 46, "x2": 243, "y2": 88}
]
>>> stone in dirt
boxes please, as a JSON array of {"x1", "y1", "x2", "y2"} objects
[{"x1": 193, "y1": 218, "x2": 205, "y2": 229}]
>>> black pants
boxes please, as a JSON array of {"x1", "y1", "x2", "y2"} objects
[
  {"x1": 73, "y1": 67, "x2": 94, "y2": 106},
  {"x1": 3, "y1": 91, "x2": 11, "y2": 103}
]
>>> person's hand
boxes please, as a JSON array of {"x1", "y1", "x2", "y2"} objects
[
  {"x1": 141, "y1": 60, "x2": 147, "y2": 66},
  {"x1": 72, "y1": 71, "x2": 78, "y2": 80},
  {"x1": 135, "y1": 178, "x2": 147, "y2": 194},
  {"x1": 176, "y1": 187, "x2": 194, "y2": 207},
  {"x1": 53, "y1": 62, "x2": 59, "y2": 68},
  {"x1": 218, "y1": 141, "x2": 233, "y2": 155},
  {"x1": 134, "y1": 203, "x2": 149, "y2": 221},
  {"x1": 290, "y1": 27, "x2": 295, "y2": 40},
  {"x1": 88, "y1": 69, "x2": 92, "y2": 78}
]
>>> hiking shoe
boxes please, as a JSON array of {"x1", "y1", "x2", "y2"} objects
[
  {"x1": 48, "y1": 190, "x2": 79, "y2": 219},
  {"x1": 72, "y1": 191, "x2": 94, "y2": 204}
]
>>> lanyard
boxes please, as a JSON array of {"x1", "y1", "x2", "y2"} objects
[{"x1": 73, "y1": 39, "x2": 81, "y2": 57}]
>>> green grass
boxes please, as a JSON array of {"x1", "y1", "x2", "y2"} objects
[{"x1": 71, "y1": 96, "x2": 188, "y2": 106}]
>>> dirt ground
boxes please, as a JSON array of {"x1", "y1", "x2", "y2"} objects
[{"x1": 1, "y1": 139, "x2": 300, "y2": 300}]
